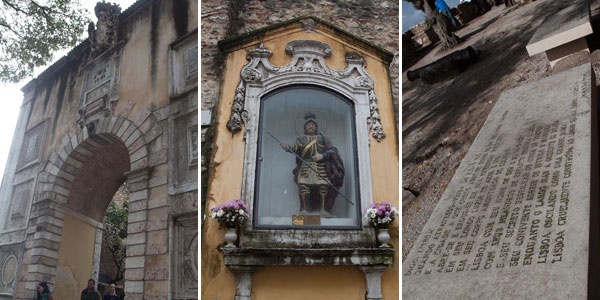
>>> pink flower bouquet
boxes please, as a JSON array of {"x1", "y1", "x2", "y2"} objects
[
  {"x1": 210, "y1": 199, "x2": 249, "y2": 229},
  {"x1": 364, "y1": 201, "x2": 398, "y2": 229}
]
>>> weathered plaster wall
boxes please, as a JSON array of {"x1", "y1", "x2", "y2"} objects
[
  {"x1": 200, "y1": 46, "x2": 246, "y2": 299},
  {"x1": 253, "y1": 266, "x2": 366, "y2": 300},
  {"x1": 55, "y1": 215, "x2": 96, "y2": 300},
  {"x1": 201, "y1": 23, "x2": 398, "y2": 299},
  {"x1": 0, "y1": 0, "x2": 198, "y2": 299}
]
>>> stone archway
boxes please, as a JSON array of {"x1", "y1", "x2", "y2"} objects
[
  {"x1": 51, "y1": 132, "x2": 130, "y2": 299},
  {"x1": 16, "y1": 113, "x2": 161, "y2": 299}
]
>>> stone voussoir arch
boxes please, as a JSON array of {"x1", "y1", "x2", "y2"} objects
[
  {"x1": 17, "y1": 109, "x2": 163, "y2": 299},
  {"x1": 35, "y1": 111, "x2": 162, "y2": 204}
]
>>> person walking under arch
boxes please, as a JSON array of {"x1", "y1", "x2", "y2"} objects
[
  {"x1": 81, "y1": 279, "x2": 101, "y2": 300},
  {"x1": 37, "y1": 282, "x2": 53, "y2": 300},
  {"x1": 103, "y1": 283, "x2": 119, "y2": 300}
]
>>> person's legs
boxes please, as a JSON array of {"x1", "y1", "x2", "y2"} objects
[{"x1": 442, "y1": 9, "x2": 458, "y2": 28}]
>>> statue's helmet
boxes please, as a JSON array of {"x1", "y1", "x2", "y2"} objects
[{"x1": 303, "y1": 112, "x2": 318, "y2": 132}]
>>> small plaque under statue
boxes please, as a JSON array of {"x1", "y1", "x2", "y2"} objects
[{"x1": 292, "y1": 214, "x2": 321, "y2": 226}]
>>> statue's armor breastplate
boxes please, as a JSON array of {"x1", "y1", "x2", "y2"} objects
[
  {"x1": 297, "y1": 135, "x2": 326, "y2": 159},
  {"x1": 296, "y1": 135, "x2": 328, "y2": 185}
]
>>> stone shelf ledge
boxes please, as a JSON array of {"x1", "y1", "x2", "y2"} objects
[
  {"x1": 221, "y1": 247, "x2": 395, "y2": 267},
  {"x1": 222, "y1": 247, "x2": 394, "y2": 300}
]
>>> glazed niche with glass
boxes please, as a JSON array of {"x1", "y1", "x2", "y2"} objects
[{"x1": 254, "y1": 85, "x2": 361, "y2": 229}]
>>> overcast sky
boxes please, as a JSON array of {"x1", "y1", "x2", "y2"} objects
[
  {"x1": 0, "y1": 0, "x2": 136, "y2": 178},
  {"x1": 403, "y1": 0, "x2": 461, "y2": 32}
]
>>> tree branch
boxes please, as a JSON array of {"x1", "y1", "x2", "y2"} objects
[
  {"x1": 29, "y1": 0, "x2": 54, "y2": 24},
  {"x1": 31, "y1": 0, "x2": 72, "y2": 19},
  {"x1": 29, "y1": 0, "x2": 50, "y2": 11},
  {"x1": 2, "y1": 0, "x2": 27, "y2": 15},
  {"x1": 0, "y1": 22, "x2": 22, "y2": 38}
]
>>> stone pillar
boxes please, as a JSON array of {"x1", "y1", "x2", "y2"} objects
[
  {"x1": 18, "y1": 199, "x2": 63, "y2": 299},
  {"x1": 358, "y1": 265, "x2": 388, "y2": 300},
  {"x1": 91, "y1": 226, "x2": 103, "y2": 288},
  {"x1": 123, "y1": 167, "x2": 152, "y2": 300},
  {"x1": 230, "y1": 266, "x2": 257, "y2": 300}
]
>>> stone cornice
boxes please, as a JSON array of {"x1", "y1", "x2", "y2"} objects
[
  {"x1": 221, "y1": 247, "x2": 395, "y2": 267},
  {"x1": 217, "y1": 16, "x2": 394, "y2": 65}
]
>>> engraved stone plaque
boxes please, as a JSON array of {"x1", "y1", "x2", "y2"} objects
[
  {"x1": 403, "y1": 65, "x2": 596, "y2": 299},
  {"x1": 292, "y1": 214, "x2": 321, "y2": 226},
  {"x1": 85, "y1": 81, "x2": 110, "y2": 105},
  {"x1": 77, "y1": 49, "x2": 122, "y2": 127},
  {"x1": 88, "y1": 63, "x2": 111, "y2": 89}
]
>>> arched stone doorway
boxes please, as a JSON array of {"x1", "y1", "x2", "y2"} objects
[
  {"x1": 18, "y1": 115, "x2": 156, "y2": 299},
  {"x1": 54, "y1": 133, "x2": 129, "y2": 299}
]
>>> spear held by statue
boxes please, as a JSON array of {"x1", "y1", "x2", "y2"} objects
[{"x1": 265, "y1": 130, "x2": 353, "y2": 206}]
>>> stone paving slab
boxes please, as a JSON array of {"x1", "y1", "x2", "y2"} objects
[{"x1": 403, "y1": 64, "x2": 596, "y2": 299}]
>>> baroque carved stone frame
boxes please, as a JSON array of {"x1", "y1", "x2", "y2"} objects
[{"x1": 228, "y1": 40, "x2": 385, "y2": 247}]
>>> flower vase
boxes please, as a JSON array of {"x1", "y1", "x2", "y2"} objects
[
  {"x1": 377, "y1": 228, "x2": 390, "y2": 248},
  {"x1": 224, "y1": 227, "x2": 238, "y2": 248}
]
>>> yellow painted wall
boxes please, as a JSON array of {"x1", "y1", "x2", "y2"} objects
[
  {"x1": 253, "y1": 266, "x2": 366, "y2": 300},
  {"x1": 202, "y1": 23, "x2": 399, "y2": 300},
  {"x1": 55, "y1": 215, "x2": 97, "y2": 300}
]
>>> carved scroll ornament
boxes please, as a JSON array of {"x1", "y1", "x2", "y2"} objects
[
  {"x1": 226, "y1": 40, "x2": 386, "y2": 142},
  {"x1": 226, "y1": 82, "x2": 247, "y2": 132}
]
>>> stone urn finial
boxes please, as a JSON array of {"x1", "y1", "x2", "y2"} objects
[{"x1": 88, "y1": 1, "x2": 121, "y2": 58}]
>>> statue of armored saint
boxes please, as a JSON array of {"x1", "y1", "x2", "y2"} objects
[{"x1": 280, "y1": 112, "x2": 345, "y2": 217}]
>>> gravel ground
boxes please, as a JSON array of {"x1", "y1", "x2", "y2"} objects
[{"x1": 402, "y1": 0, "x2": 600, "y2": 261}]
